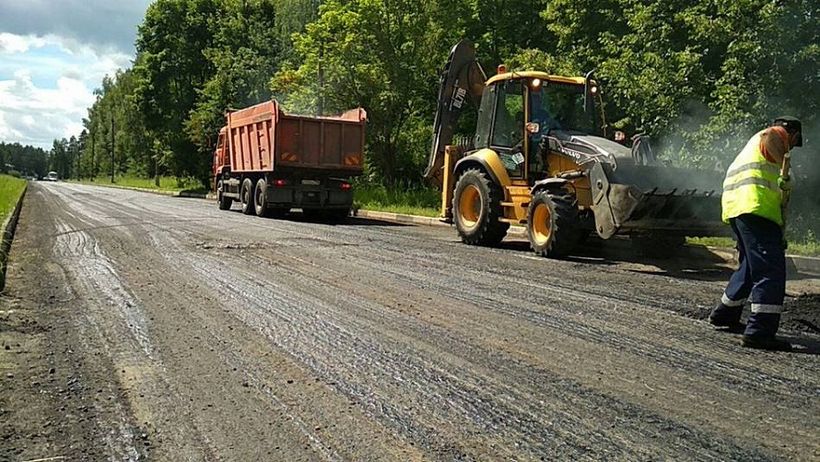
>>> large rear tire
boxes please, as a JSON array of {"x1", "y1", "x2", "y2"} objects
[
  {"x1": 217, "y1": 179, "x2": 232, "y2": 210},
  {"x1": 527, "y1": 189, "x2": 582, "y2": 258},
  {"x1": 254, "y1": 178, "x2": 269, "y2": 217},
  {"x1": 240, "y1": 178, "x2": 255, "y2": 215},
  {"x1": 452, "y1": 168, "x2": 509, "y2": 246}
]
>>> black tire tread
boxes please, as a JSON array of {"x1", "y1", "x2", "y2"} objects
[
  {"x1": 254, "y1": 178, "x2": 269, "y2": 217},
  {"x1": 240, "y1": 178, "x2": 255, "y2": 215},
  {"x1": 217, "y1": 180, "x2": 232, "y2": 210},
  {"x1": 527, "y1": 189, "x2": 581, "y2": 258},
  {"x1": 453, "y1": 168, "x2": 509, "y2": 246}
]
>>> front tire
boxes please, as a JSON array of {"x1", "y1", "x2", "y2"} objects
[
  {"x1": 217, "y1": 179, "x2": 232, "y2": 210},
  {"x1": 452, "y1": 168, "x2": 509, "y2": 246},
  {"x1": 527, "y1": 188, "x2": 582, "y2": 258},
  {"x1": 240, "y1": 178, "x2": 255, "y2": 215}
]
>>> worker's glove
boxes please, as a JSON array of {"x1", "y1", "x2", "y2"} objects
[{"x1": 778, "y1": 177, "x2": 792, "y2": 192}]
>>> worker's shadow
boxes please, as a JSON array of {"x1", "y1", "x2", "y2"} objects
[
  {"x1": 784, "y1": 335, "x2": 820, "y2": 355},
  {"x1": 716, "y1": 326, "x2": 820, "y2": 355}
]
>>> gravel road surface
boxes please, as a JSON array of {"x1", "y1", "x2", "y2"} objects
[{"x1": 1, "y1": 182, "x2": 818, "y2": 461}]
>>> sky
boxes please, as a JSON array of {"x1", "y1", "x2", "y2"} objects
[{"x1": 0, "y1": 0, "x2": 153, "y2": 149}]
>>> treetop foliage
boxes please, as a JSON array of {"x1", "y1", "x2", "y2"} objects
[{"x1": 40, "y1": 0, "x2": 816, "y2": 233}]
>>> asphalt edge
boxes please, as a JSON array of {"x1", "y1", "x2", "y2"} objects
[
  {"x1": 67, "y1": 181, "x2": 217, "y2": 200},
  {"x1": 353, "y1": 209, "x2": 819, "y2": 276},
  {"x1": 0, "y1": 181, "x2": 28, "y2": 292}
]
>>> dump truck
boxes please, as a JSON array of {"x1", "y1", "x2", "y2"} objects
[
  {"x1": 213, "y1": 100, "x2": 367, "y2": 220},
  {"x1": 426, "y1": 41, "x2": 727, "y2": 258}
]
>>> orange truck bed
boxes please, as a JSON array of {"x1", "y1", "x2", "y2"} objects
[{"x1": 223, "y1": 100, "x2": 366, "y2": 175}]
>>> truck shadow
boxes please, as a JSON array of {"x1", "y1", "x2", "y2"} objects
[{"x1": 229, "y1": 209, "x2": 408, "y2": 227}]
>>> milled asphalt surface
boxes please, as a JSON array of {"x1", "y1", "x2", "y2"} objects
[{"x1": 1, "y1": 182, "x2": 818, "y2": 461}]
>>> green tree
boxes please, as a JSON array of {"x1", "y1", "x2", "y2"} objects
[
  {"x1": 273, "y1": 0, "x2": 468, "y2": 183},
  {"x1": 186, "y1": 0, "x2": 281, "y2": 168},
  {"x1": 134, "y1": 0, "x2": 220, "y2": 181}
]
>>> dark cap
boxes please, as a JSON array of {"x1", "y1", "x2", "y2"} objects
[{"x1": 773, "y1": 115, "x2": 802, "y2": 147}]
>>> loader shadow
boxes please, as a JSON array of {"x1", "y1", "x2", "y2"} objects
[
  {"x1": 584, "y1": 244, "x2": 734, "y2": 281},
  {"x1": 526, "y1": 236, "x2": 819, "y2": 281},
  {"x1": 508, "y1": 235, "x2": 736, "y2": 282},
  {"x1": 495, "y1": 237, "x2": 732, "y2": 280}
]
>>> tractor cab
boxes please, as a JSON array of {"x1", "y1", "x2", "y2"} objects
[{"x1": 472, "y1": 71, "x2": 606, "y2": 183}]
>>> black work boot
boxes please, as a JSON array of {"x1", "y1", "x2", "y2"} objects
[
  {"x1": 741, "y1": 335, "x2": 793, "y2": 352},
  {"x1": 709, "y1": 302, "x2": 744, "y2": 332}
]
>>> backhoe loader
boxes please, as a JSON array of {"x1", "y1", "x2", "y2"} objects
[{"x1": 425, "y1": 41, "x2": 727, "y2": 258}]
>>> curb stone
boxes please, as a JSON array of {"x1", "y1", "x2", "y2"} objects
[
  {"x1": 1, "y1": 182, "x2": 27, "y2": 291},
  {"x1": 355, "y1": 209, "x2": 819, "y2": 276}
]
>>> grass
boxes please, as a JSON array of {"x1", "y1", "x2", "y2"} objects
[
  {"x1": 71, "y1": 175, "x2": 207, "y2": 194},
  {"x1": 353, "y1": 183, "x2": 440, "y2": 217},
  {"x1": 687, "y1": 236, "x2": 819, "y2": 257},
  {"x1": 0, "y1": 175, "x2": 27, "y2": 224}
]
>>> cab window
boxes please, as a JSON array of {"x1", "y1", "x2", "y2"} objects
[
  {"x1": 473, "y1": 86, "x2": 495, "y2": 149},
  {"x1": 491, "y1": 81, "x2": 525, "y2": 178},
  {"x1": 491, "y1": 81, "x2": 524, "y2": 148},
  {"x1": 530, "y1": 82, "x2": 598, "y2": 135}
]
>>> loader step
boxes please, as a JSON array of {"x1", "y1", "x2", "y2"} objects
[{"x1": 499, "y1": 217, "x2": 526, "y2": 225}]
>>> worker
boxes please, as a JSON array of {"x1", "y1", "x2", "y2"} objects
[{"x1": 709, "y1": 116, "x2": 803, "y2": 351}]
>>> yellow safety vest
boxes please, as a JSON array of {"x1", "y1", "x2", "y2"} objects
[{"x1": 721, "y1": 130, "x2": 783, "y2": 225}]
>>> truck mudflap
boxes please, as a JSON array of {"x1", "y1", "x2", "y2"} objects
[{"x1": 589, "y1": 161, "x2": 729, "y2": 239}]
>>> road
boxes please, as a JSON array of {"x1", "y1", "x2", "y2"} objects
[{"x1": 1, "y1": 182, "x2": 818, "y2": 461}]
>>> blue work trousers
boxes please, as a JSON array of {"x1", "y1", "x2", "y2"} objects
[{"x1": 718, "y1": 214, "x2": 786, "y2": 337}]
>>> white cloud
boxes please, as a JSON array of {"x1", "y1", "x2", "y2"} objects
[
  {"x1": 0, "y1": 0, "x2": 152, "y2": 54},
  {"x1": 0, "y1": 33, "x2": 47, "y2": 54},
  {"x1": 0, "y1": 1, "x2": 148, "y2": 149},
  {"x1": 0, "y1": 33, "x2": 132, "y2": 148}
]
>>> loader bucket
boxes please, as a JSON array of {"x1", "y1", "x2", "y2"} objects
[{"x1": 589, "y1": 160, "x2": 729, "y2": 239}]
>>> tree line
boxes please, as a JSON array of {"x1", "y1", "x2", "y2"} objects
[
  {"x1": 0, "y1": 142, "x2": 49, "y2": 178},
  {"x1": 35, "y1": 0, "x2": 818, "y2": 235}
]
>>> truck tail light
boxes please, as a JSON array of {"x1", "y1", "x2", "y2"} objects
[
  {"x1": 339, "y1": 182, "x2": 352, "y2": 191},
  {"x1": 273, "y1": 179, "x2": 288, "y2": 187}
]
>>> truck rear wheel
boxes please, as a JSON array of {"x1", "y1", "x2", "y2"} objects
[
  {"x1": 217, "y1": 179, "x2": 232, "y2": 210},
  {"x1": 527, "y1": 189, "x2": 581, "y2": 258},
  {"x1": 453, "y1": 168, "x2": 509, "y2": 246},
  {"x1": 254, "y1": 178, "x2": 270, "y2": 217},
  {"x1": 240, "y1": 178, "x2": 255, "y2": 215}
]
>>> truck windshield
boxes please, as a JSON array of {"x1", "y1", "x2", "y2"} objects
[{"x1": 530, "y1": 82, "x2": 598, "y2": 135}]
